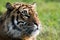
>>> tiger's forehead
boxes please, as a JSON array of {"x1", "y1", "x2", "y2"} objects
[{"x1": 12, "y1": 2, "x2": 32, "y2": 9}]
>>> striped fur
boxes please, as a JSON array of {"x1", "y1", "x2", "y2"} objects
[{"x1": 0, "y1": 2, "x2": 42, "y2": 40}]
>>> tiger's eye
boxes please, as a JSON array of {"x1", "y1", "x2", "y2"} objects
[
  {"x1": 21, "y1": 10, "x2": 30, "y2": 18},
  {"x1": 22, "y1": 10, "x2": 27, "y2": 15}
]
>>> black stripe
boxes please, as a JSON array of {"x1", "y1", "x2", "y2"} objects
[
  {"x1": 11, "y1": 15, "x2": 15, "y2": 25},
  {"x1": 16, "y1": 15, "x2": 18, "y2": 22},
  {"x1": 11, "y1": 15, "x2": 22, "y2": 31},
  {"x1": 17, "y1": 11, "x2": 20, "y2": 14}
]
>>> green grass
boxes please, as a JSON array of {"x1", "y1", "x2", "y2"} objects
[{"x1": 0, "y1": 0, "x2": 60, "y2": 40}]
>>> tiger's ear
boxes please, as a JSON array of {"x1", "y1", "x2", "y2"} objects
[
  {"x1": 6, "y1": 2, "x2": 14, "y2": 10},
  {"x1": 31, "y1": 2, "x2": 36, "y2": 8}
]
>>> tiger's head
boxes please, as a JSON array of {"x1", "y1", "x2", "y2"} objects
[{"x1": 0, "y1": 2, "x2": 42, "y2": 40}]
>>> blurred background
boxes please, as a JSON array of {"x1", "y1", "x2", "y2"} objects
[{"x1": 0, "y1": 0, "x2": 60, "y2": 40}]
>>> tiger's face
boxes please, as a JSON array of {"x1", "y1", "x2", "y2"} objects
[{"x1": 0, "y1": 2, "x2": 42, "y2": 40}]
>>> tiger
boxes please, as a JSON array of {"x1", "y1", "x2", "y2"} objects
[{"x1": 0, "y1": 2, "x2": 42, "y2": 40}]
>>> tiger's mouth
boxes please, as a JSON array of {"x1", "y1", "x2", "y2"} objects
[{"x1": 7, "y1": 20, "x2": 40, "y2": 38}]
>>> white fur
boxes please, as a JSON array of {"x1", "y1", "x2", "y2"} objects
[
  {"x1": 14, "y1": 20, "x2": 17, "y2": 25},
  {"x1": 7, "y1": 23, "x2": 21, "y2": 38},
  {"x1": 31, "y1": 24, "x2": 42, "y2": 37}
]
